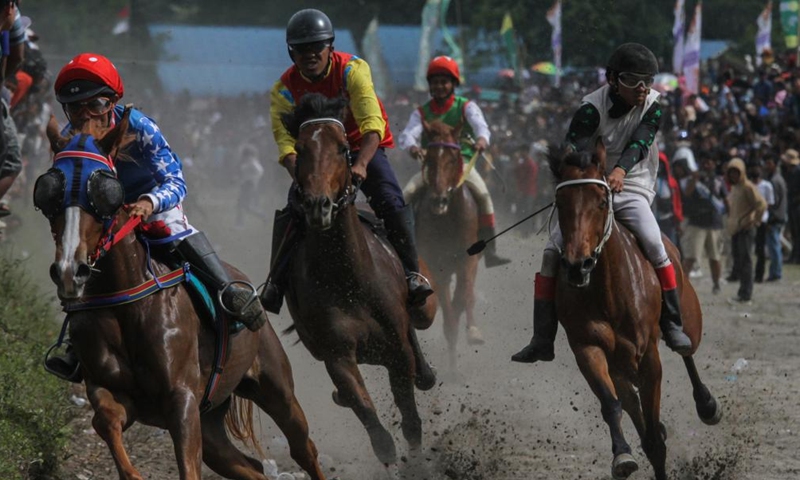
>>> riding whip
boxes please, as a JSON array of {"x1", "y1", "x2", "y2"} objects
[{"x1": 466, "y1": 202, "x2": 554, "y2": 255}]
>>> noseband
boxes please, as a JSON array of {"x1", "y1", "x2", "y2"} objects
[
  {"x1": 551, "y1": 178, "x2": 615, "y2": 264},
  {"x1": 296, "y1": 118, "x2": 360, "y2": 213}
]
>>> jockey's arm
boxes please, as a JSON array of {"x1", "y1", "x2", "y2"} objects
[
  {"x1": 345, "y1": 58, "x2": 387, "y2": 182},
  {"x1": 269, "y1": 79, "x2": 298, "y2": 171},
  {"x1": 616, "y1": 102, "x2": 662, "y2": 174},
  {"x1": 565, "y1": 103, "x2": 601, "y2": 151},
  {"x1": 137, "y1": 116, "x2": 187, "y2": 214},
  {"x1": 464, "y1": 101, "x2": 491, "y2": 152},
  {"x1": 397, "y1": 109, "x2": 424, "y2": 159}
]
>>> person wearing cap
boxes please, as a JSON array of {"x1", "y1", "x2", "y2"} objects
[
  {"x1": 261, "y1": 8, "x2": 433, "y2": 314},
  {"x1": 513, "y1": 43, "x2": 693, "y2": 364},
  {"x1": 783, "y1": 148, "x2": 800, "y2": 263},
  {"x1": 0, "y1": 0, "x2": 27, "y2": 220},
  {"x1": 44, "y1": 53, "x2": 267, "y2": 382},
  {"x1": 397, "y1": 55, "x2": 511, "y2": 269}
]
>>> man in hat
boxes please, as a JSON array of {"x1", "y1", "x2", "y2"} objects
[{"x1": 782, "y1": 148, "x2": 800, "y2": 263}]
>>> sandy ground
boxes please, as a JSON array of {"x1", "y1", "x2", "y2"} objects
[{"x1": 7, "y1": 179, "x2": 800, "y2": 480}]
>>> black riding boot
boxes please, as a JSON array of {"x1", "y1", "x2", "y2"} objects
[
  {"x1": 383, "y1": 205, "x2": 434, "y2": 307},
  {"x1": 44, "y1": 340, "x2": 83, "y2": 383},
  {"x1": 660, "y1": 288, "x2": 692, "y2": 356},
  {"x1": 259, "y1": 209, "x2": 294, "y2": 314},
  {"x1": 478, "y1": 226, "x2": 511, "y2": 268},
  {"x1": 177, "y1": 232, "x2": 266, "y2": 331},
  {"x1": 511, "y1": 298, "x2": 557, "y2": 363}
]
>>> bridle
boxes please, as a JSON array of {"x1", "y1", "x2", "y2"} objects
[
  {"x1": 422, "y1": 140, "x2": 463, "y2": 195},
  {"x1": 295, "y1": 117, "x2": 361, "y2": 214},
  {"x1": 550, "y1": 177, "x2": 615, "y2": 268}
]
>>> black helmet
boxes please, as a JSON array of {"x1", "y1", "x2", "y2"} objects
[
  {"x1": 286, "y1": 9, "x2": 335, "y2": 46},
  {"x1": 606, "y1": 43, "x2": 658, "y2": 75}
]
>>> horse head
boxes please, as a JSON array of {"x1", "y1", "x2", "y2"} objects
[
  {"x1": 282, "y1": 93, "x2": 352, "y2": 231},
  {"x1": 422, "y1": 119, "x2": 463, "y2": 215},
  {"x1": 35, "y1": 108, "x2": 133, "y2": 299},
  {"x1": 549, "y1": 139, "x2": 614, "y2": 288}
]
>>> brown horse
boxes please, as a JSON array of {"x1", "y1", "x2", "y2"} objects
[
  {"x1": 279, "y1": 94, "x2": 437, "y2": 464},
  {"x1": 549, "y1": 141, "x2": 721, "y2": 480},
  {"x1": 38, "y1": 111, "x2": 325, "y2": 480},
  {"x1": 411, "y1": 120, "x2": 481, "y2": 375}
]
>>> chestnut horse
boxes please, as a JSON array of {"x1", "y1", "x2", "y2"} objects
[
  {"x1": 411, "y1": 120, "x2": 481, "y2": 375},
  {"x1": 279, "y1": 94, "x2": 437, "y2": 464},
  {"x1": 38, "y1": 110, "x2": 325, "y2": 480},
  {"x1": 549, "y1": 142, "x2": 721, "y2": 480}
]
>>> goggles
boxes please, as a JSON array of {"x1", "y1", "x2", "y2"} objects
[
  {"x1": 617, "y1": 72, "x2": 655, "y2": 89},
  {"x1": 289, "y1": 41, "x2": 331, "y2": 55},
  {"x1": 65, "y1": 97, "x2": 115, "y2": 118}
]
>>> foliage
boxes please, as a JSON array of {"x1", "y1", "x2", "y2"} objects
[{"x1": 0, "y1": 251, "x2": 72, "y2": 480}]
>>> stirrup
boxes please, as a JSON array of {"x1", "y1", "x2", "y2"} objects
[
  {"x1": 217, "y1": 280, "x2": 259, "y2": 317},
  {"x1": 406, "y1": 271, "x2": 432, "y2": 286},
  {"x1": 43, "y1": 342, "x2": 82, "y2": 383}
]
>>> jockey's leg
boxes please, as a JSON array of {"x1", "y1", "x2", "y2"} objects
[
  {"x1": 614, "y1": 191, "x2": 692, "y2": 356},
  {"x1": 402, "y1": 171, "x2": 425, "y2": 206},
  {"x1": 361, "y1": 148, "x2": 433, "y2": 307},
  {"x1": 260, "y1": 204, "x2": 297, "y2": 314},
  {"x1": 512, "y1": 240, "x2": 560, "y2": 363},
  {"x1": 464, "y1": 168, "x2": 511, "y2": 268}
]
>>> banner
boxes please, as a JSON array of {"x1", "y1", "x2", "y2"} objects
[
  {"x1": 362, "y1": 17, "x2": 390, "y2": 98},
  {"x1": 546, "y1": 1, "x2": 562, "y2": 87},
  {"x1": 415, "y1": 0, "x2": 441, "y2": 91},
  {"x1": 682, "y1": 3, "x2": 702, "y2": 95},
  {"x1": 672, "y1": 0, "x2": 685, "y2": 74},
  {"x1": 500, "y1": 13, "x2": 518, "y2": 73},
  {"x1": 112, "y1": 4, "x2": 130, "y2": 35},
  {"x1": 756, "y1": 1, "x2": 773, "y2": 66},
  {"x1": 780, "y1": 0, "x2": 799, "y2": 48},
  {"x1": 440, "y1": 0, "x2": 465, "y2": 84}
]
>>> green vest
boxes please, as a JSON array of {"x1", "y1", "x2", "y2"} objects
[{"x1": 420, "y1": 96, "x2": 476, "y2": 162}]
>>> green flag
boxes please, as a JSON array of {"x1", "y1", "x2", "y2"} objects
[
  {"x1": 500, "y1": 13, "x2": 518, "y2": 74},
  {"x1": 781, "y1": 0, "x2": 799, "y2": 48}
]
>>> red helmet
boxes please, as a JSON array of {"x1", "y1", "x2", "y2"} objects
[
  {"x1": 54, "y1": 53, "x2": 124, "y2": 104},
  {"x1": 427, "y1": 56, "x2": 460, "y2": 85}
]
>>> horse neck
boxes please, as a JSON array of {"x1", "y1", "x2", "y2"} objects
[
  {"x1": 303, "y1": 206, "x2": 369, "y2": 270},
  {"x1": 593, "y1": 223, "x2": 624, "y2": 285},
  {"x1": 87, "y1": 235, "x2": 151, "y2": 295}
]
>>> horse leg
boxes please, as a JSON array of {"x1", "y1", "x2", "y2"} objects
[
  {"x1": 408, "y1": 327, "x2": 436, "y2": 391},
  {"x1": 164, "y1": 387, "x2": 203, "y2": 480},
  {"x1": 201, "y1": 399, "x2": 268, "y2": 480},
  {"x1": 573, "y1": 345, "x2": 638, "y2": 479},
  {"x1": 87, "y1": 386, "x2": 143, "y2": 480},
  {"x1": 613, "y1": 376, "x2": 647, "y2": 442},
  {"x1": 325, "y1": 355, "x2": 397, "y2": 464},
  {"x1": 386, "y1": 341, "x2": 423, "y2": 452},
  {"x1": 638, "y1": 344, "x2": 668, "y2": 480},
  {"x1": 683, "y1": 356, "x2": 723, "y2": 425},
  {"x1": 457, "y1": 262, "x2": 483, "y2": 345},
  {"x1": 439, "y1": 280, "x2": 459, "y2": 374}
]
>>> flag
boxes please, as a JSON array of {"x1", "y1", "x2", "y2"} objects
[
  {"x1": 112, "y1": 5, "x2": 130, "y2": 35},
  {"x1": 672, "y1": 0, "x2": 686, "y2": 74},
  {"x1": 415, "y1": 0, "x2": 441, "y2": 91},
  {"x1": 362, "y1": 17, "x2": 391, "y2": 98},
  {"x1": 780, "y1": 0, "x2": 799, "y2": 48},
  {"x1": 756, "y1": 1, "x2": 773, "y2": 66},
  {"x1": 440, "y1": 0, "x2": 465, "y2": 84},
  {"x1": 682, "y1": 2, "x2": 702, "y2": 95},
  {"x1": 500, "y1": 12, "x2": 518, "y2": 74},
  {"x1": 546, "y1": 1, "x2": 562, "y2": 87}
]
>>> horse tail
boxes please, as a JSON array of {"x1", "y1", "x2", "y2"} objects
[{"x1": 224, "y1": 394, "x2": 265, "y2": 458}]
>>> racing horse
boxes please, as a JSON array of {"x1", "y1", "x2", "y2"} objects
[
  {"x1": 37, "y1": 110, "x2": 326, "y2": 480},
  {"x1": 411, "y1": 120, "x2": 482, "y2": 376},
  {"x1": 279, "y1": 93, "x2": 437, "y2": 464},
  {"x1": 549, "y1": 141, "x2": 721, "y2": 480}
]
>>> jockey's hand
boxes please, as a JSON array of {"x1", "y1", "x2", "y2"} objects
[
  {"x1": 607, "y1": 167, "x2": 626, "y2": 193},
  {"x1": 351, "y1": 161, "x2": 368, "y2": 184},
  {"x1": 409, "y1": 146, "x2": 423, "y2": 161},
  {"x1": 128, "y1": 198, "x2": 154, "y2": 220},
  {"x1": 474, "y1": 137, "x2": 488, "y2": 153}
]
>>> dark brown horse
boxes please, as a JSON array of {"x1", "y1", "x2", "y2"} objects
[
  {"x1": 549, "y1": 141, "x2": 721, "y2": 480},
  {"x1": 39, "y1": 112, "x2": 325, "y2": 480},
  {"x1": 279, "y1": 94, "x2": 437, "y2": 464},
  {"x1": 411, "y1": 120, "x2": 482, "y2": 375}
]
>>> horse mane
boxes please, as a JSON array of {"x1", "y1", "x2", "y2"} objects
[
  {"x1": 548, "y1": 143, "x2": 596, "y2": 181},
  {"x1": 281, "y1": 93, "x2": 348, "y2": 138}
]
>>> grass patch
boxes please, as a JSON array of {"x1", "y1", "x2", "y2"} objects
[{"x1": 0, "y1": 249, "x2": 72, "y2": 479}]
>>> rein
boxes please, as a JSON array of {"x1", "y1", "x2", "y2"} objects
[
  {"x1": 89, "y1": 214, "x2": 142, "y2": 266},
  {"x1": 551, "y1": 178, "x2": 615, "y2": 260}
]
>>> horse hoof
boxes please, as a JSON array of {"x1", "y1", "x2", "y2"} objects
[
  {"x1": 466, "y1": 326, "x2": 485, "y2": 345},
  {"x1": 369, "y1": 429, "x2": 397, "y2": 465},
  {"x1": 331, "y1": 389, "x2": 348, "y2": 408},
  {"x1": 699, "y1": 396, "x2": 723, "y2": 426},
  {"x1": 415, "y1": 364, "x2": 437, "y2": 391},
  {"x1": 611, "y1": 453, "x2": 638, "y2": 479}
]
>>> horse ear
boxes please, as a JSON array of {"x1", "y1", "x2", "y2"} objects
[
  {"x1": 452, "y1": 121, "x2": 463, "y2": 142},
  {"x1": 421, "y1": 118, "x2": 431, "y2": 133},
  {"x1": 594, "y1": 137, "x2": 607, "y2": 172},
  {"x1": 46, "y1": 114, "x2": 68, "y2": 153},
  {"x1": 97, "y1": 104, "x2": 133, "y2": 159}
]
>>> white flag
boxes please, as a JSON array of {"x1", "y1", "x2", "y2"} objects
[
  {"x1": 546, "y1": 1, "x2": 562, "y2": 87},
  {"x1": 682, "y1": 3, "x2": 702, "y2": 95},
  {"x1": 415, "y1": 0, "x2": 441, "y2": 92},
  {"x1": 756, "y1": 1, "x2": 773, "y2": 66},
  {"x1": 672, "y1": 0, "x2": 685, "y2": 74}
]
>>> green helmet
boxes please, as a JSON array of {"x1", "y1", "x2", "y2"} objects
[
  {"x1": 606, "y1": 43, "x2": 658, "y2": 75},
  {"x1": 286, "y1": 9, "x2": 335, "y2": 46}
]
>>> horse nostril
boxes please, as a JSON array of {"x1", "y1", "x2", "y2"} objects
[
  {"x1": 49, "y1": 263, "x2": 61, "y2": 284},
  {"x1": 582, "y1": 258, "x2": 596, "y2": 272},
  {"x1": 75, "y1": 263, "x2": 92, "y2": 282},
  {"x1": 321, "y1": 196, "x2": 332, "y2": 210}
]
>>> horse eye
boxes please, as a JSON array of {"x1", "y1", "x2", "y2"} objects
[{"x1": 599, "y1": 200, "x2": 608, "y2": 210}]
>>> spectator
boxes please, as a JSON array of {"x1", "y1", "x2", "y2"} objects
[
  {"x1": 0, "y1": 1, "x2": 26, "y2": 222},
  {"x1": 763, "y1": 154, "x2": 787, "y2": 281},
  {"x1": 653, "y1": 152, "x2": 683, "y2": 246},
  {"x1": 784, "y1": 148, "x2": 800, "y2": 263},
  {"x1": 747, "y1": 162, "x2": 774, "y2": 283}
]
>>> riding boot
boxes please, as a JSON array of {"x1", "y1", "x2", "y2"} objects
[
  {"x1": 512, "y1": 273, "x2": 557, "y2": 363},
  {"x1": 383, "y1": 204, "x2": 434, "y2": 307},
  {"x1": 176, "y1": 232, "x2": 266, "y2": 331},
  {"x1": 260, "y1": 208, "x2": 295, "y2": 314},
  {"x1": 478, "y1": 226, "x2": 511, "y2": 268},
  {"x1": 659, "y1": 288, "x2": 693, "y2": 356},
  {"x1": 44, "y1": 340, "x2": 83, "y2": 383}
]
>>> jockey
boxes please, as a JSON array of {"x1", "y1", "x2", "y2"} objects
[
  {"x1": 397, "y1": 55, "x2": 511, "y2": 268},
  {"x1": 45, "y1": 53, "x2": 266, "y2": 381},
  {"x1": 512, "y1": 43, "x2": 692, "y2": 364},
  {"x1": 260, "y1": 8, "x2": 434, "y2": 314}
]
